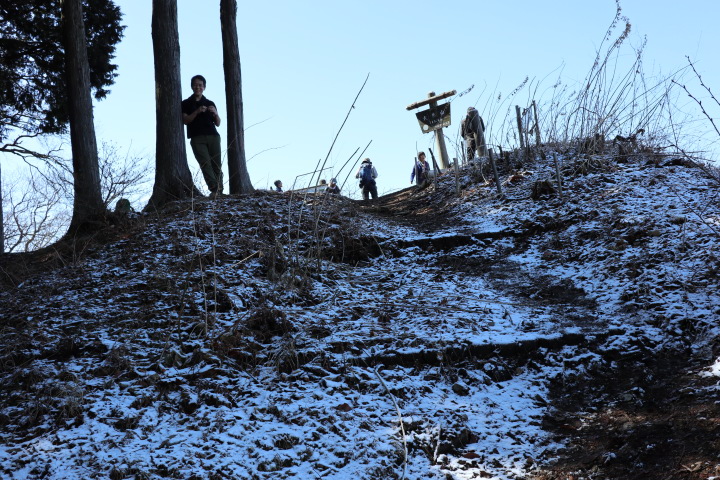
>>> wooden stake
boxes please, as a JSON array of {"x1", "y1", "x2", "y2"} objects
[
  {"x1": 515, "y1": 105, "x2": 525, "y2": 150},
  {"x1": 453, "y1": 157, "x2": 460, "y2": 196},
  {"x1": 477, "y1": 116, "x2": 488, "y2": 157},
  {"x1": 488, "y1": 148, "x2": 503, "y2": 196},
  {"x1": 428, "y1": 147, "x2": 442, "y2": 190},
  {"x1": 553, "y1": 152, "x2": 564, "y2": 201},
  {"x1": 424, "y1": 91, "x2": 451, "y2": 170},
  {"x1": 532, "y1": 100, "x2": 541, "y2": 149}
]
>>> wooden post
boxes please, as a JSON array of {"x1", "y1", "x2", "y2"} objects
[
  {"x1": 477, "y1": 117, "x2": 488, "y2": 157},
  {"x1": 488, "y1": 148, "x2": 503, "y2": 196},
  {"x1": 426, "y1": 92, "x2": 451, "y2": 170},
  {"x1": 428, "y1": 147, "x2": 441, "y2": 174},
  {"x1": 453, "y1": 157, "x2": 460, "y2": 196},
  {"x1": 515, "y1": 105, "x2": 525, "y2": 150},
  {"x1": 428, "y1": 147, "x2": 442, "y2": 190},
  {"x1": 532, "y1": 100, "x2": 541, "y2": 149},
  {"x1": 524, "y1": 110, "x2": 531, "y2": 161},
  {"x1": 553, "y1": 152, "x2": 564, "y2": 201}
]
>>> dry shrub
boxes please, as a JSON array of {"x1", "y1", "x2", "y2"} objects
[
  {"x1": 564, "y1": 156, "x2": 618, "y2": 176},
  {"x1": 246, "y1": 305, "x2": 295, "y2": 343},
  {"x1": 531, "y1": 179, "x2": 556, "y2": 200},
  {"x1": 270, "y1": 333, "x2": 300, "y2": 373}
]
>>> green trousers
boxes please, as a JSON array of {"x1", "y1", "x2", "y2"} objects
[{"x1": 190, "y1": 134, "x2": 223, "y2": 194}]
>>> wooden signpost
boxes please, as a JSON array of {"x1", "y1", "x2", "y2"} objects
[{"x1": 406, "y1": 90, "x2": 456, "y2": 170}]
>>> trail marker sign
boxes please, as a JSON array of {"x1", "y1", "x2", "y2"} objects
[
  {"x1": 415, "y1": 103, "x2": 451, "y2": 133},
  {"x1": 406, "y1": 90, "x2": 456, "y2": 169}
]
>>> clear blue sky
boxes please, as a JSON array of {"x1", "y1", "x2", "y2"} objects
[{"x1": 29, "y1": 1, "x2": 720, "y2": 198}]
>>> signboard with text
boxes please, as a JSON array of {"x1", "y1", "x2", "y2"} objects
[{"x1": 415, "y1": 103, "x2": 451, "y2": 133}]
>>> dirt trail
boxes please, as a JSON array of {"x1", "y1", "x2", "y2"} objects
[
  {"x1": 1, "y1": 166, "x2": 718, "y2": 479},
  {"x1": 355, "y1": 183, "x2": 720, "y2": 480}
]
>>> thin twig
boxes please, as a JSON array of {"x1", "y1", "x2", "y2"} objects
[{"x1": 372, "y1": 366, "x2": 408, "y2": 480}]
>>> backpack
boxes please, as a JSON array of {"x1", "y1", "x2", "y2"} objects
[
  {"x1": 359, "y1": 164, "x2": 374, "y2": 188},
  {"x1": 114, "y1": 198, "x2": 133, "y2": 214}
]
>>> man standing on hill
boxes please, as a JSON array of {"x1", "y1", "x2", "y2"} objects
[
  {"x1": 182, "y1": 75, "x2": 223, "y2": 197},
  {"x1": 356, "y1": 158, "x2": 378, "y2": 200},
  {"x1": 461, "y1": 106, "x2": 487, "y2": 161}
]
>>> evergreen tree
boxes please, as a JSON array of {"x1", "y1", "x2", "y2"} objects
[{"x1": 0, "y1": 0, "x2": 123, "y2": 155}]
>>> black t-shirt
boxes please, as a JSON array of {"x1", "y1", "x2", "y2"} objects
[{"x1": 181, "y1": 95, "x2": 219, "y2": 138}]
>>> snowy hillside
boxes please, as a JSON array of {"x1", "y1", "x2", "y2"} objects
[{"x1": 0, "y1": 150, "x2": 718, "y2": 479}]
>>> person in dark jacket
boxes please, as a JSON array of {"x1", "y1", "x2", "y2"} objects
[
  {"x1": 326, "y1": 178, "x2": 341, "y2": 195},
  {"x1": 461, "y1": 106, "x2": 487, "y2": 162},
  {"x1": 355, "y1": 158, "x2": 378, "y2": 200},
  {"x1": 182, "y1": 74, "x2": 223, "y2": 196},
  {"x1": 410, "y1": 151, "x2": 431, "y2": 185}
]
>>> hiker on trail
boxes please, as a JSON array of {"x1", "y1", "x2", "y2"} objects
[
  {"x1": 411, "y1": 151, "x2": 431, "y2": 185},
  {"x1": 356, "y1": 158, "x2": 378, "y2": 200},
  {"x1": 461, "y1": 106, "x2": 487, "y2": 162},
  {"x1": 114, "y1": 198, "x2": 133, "y2": 214},
  {"x1": 182, "y1": 74, "x2": 223, "y2": 197},
  {"x1": 273, "y1": 180, "x2": 283, "y2": 192},
  {"x1": 326, "y1": 178, "x2": 341, "y2": 195}
]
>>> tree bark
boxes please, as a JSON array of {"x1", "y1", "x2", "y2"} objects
[
  {"x1": 146, "y1": 0, "x2": 199, "y2": 210},
  {"x1": 61, "y1": 0, "x2": 105, "y2": 233},
  {"x1": 220, "y1": 0, "x2": 254, "y2": 194}
]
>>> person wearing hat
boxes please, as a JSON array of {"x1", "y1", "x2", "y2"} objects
[
  {"x1": 326, "y1": 178, "x2": 341, "y2": 195},
  {"x1": 355, "y1": 158, "x2": 378, "y2": 200},
  {"x1": 461, "y1": 106, "x2": 487, "y2": 162}
]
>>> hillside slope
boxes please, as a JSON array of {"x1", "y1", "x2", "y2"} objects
[{"x1": 0, "y1": 151, "x2": 718, "y2": 479}]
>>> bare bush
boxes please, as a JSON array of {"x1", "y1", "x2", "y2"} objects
[
  {"x1": 1, "y1": 142, "x2": 151, "y2": 252},
  {"x1": 670, "y1": 58, "x2": 720, "y2": 181},
  {"x1": 460, "y1": 0, "x2": 692, "y2": 166},
  {"x1": 2, "y1": 168, "x2": 68, "y2": 253}
]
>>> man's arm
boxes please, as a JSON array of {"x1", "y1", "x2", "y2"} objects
[{"x1": 208, "y1": 104, "x2": 221, "y2": 127}]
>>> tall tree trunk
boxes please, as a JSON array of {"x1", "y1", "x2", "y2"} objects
[
  {"x1": 146, "y1": 0, "x2": 198, "y2": 210},
  {"x1": 61, "y1": 0, "x2": 105, "y2": 233},
  {"x1": 220, "y1": 0, "x2": 254, "y2": 194}
]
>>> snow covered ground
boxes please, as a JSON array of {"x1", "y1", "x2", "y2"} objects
[{"x1": 1, "y1": 152, "x2": 718, "y2": 479}]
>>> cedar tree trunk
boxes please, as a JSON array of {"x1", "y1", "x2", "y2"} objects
[
  {"x1": 61, "y1": 0, "x2": 106, "y2": 233},
  {"x1": 220, "y1": 0, "x2": 253, "y2": 194},
  {"x1": 146, "y1": 0, "x2": 199, "y2": 210}
]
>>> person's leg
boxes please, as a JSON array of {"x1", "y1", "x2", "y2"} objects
[
  {"x1": 370, "y1": 183, "x2": 378, "y2": 199},
  {"x1": 207, "y1": 135, "x2": 223, "y2": 193},
  {"x1": 465, "y1": 137, "x2": 476, "y2": 162},
  {"x1": 362, "y1": 186, "x2": 369, "y2": 200},
  {"x1": 190, "y1": 136, "x2": 219, "y2": 193}
]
